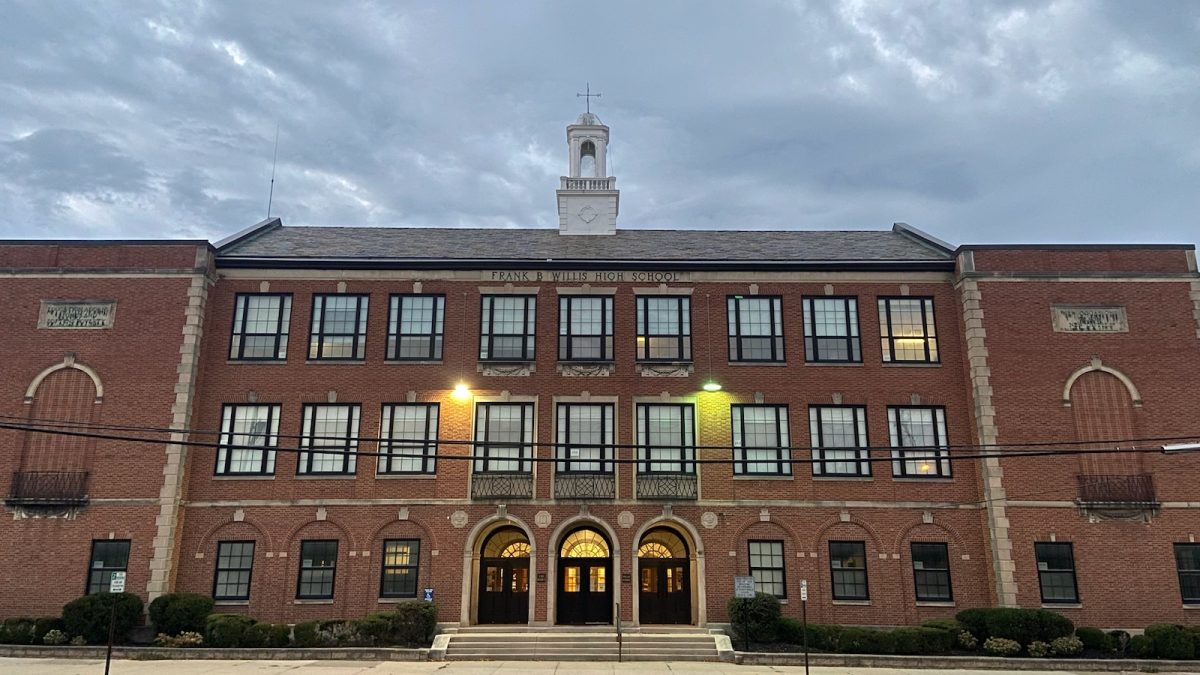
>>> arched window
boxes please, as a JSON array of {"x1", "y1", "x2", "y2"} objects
[
  {"x1": 482, "y1": 527, "x2": 531, "y2": 559},
  {"x1": 638, "y1": 528, "x2": 688, "y2": 558},
  {"x1": 559, "y1": 528, "x2": 609, "y2": 558},
  {"x1": 580, "y1": 141, "x2": 597, "y2": 177}
]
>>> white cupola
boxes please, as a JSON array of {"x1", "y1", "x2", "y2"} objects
[{"x1": 557, "y1": 112, "x2": 619, "y2": 235}]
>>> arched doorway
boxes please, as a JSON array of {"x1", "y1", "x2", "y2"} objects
[
  {"x1": 556, "y1": 527, "x2": 612, "y2": 625},
  {"x1": 638, "y1": 528, "x2": 690, "y2": 624},
  {"x1": 477, "y1": 527, "x2": 530, "y2": 624}
]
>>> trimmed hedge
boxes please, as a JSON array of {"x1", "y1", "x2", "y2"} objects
[
  {"x1": 389, "y1": 601, "x2": 438, "y2": 647},
  {"x1": 1129, "y1": 634, "x2": 1155, "y2": 658},
  {"x1": 727, "y1": 593, "x2": 781, "y2": 646},
  {"x1": 148, "y1": 593, "x2": 214, "y2": 637},
  {"x1": 244, "y1": 622, "x2": 290, "y2": 648},
  {"x1": 891, "y1": 627, "x2": 955, "y2": 655},
  {"x1": 1075, "y1": 626, "x2": 1114, "y2": 653},
  {"x1": 205, "y1": 614, "x2": 257, "y2": 648},
  {"x1": 955, "y1": 608, "x2": 1073, "y2": 646},
  {"x1": 61, "y1": 593, "x2": 144, "y2": 645},
  {"x1": 0, "y1": 618, "x2": 37, "y2": 645},
  {"x1": 1143, "y1": 623, "x2": 1195, "y2": 660}
]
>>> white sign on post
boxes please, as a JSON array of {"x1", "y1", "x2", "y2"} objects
[
  {"x1": 800, "y1": 579, "x2": 808, "y2": 601},
  {"x1": 733, "y1": 575, "x2": 756, "y2": 599},
  {"x1": 109, "y1": 571, "x2": 126, "y2": 593}
]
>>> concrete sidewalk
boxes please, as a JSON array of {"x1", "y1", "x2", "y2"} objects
[{"x1": 2, "y1": 659, "x2": 1196, "y2": 675}]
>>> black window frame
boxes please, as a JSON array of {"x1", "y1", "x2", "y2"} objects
[
  {"x1": 86, "y1": 539, "x2": 131, "y2": 595},
  {"x1": 473, "y1": 402, "x2": 535, "y2": 474},
  {"x1": 1034, "y1": 542, "x2": 1080, "y2": 604},
  {"x1": 727, "y1": 295, "x2": 785, "y2": 362},
  {"x1": 558, "y1": 295, "x2": 614, "y2": 362},
  {"x1": 387, "y1": 294, "x2": 445, "y2": 361},
  {"x1": 378, "y1": 403, "x2": 439, "y2": 475},
  {"x1": 829, "y1": 540, "x2": 870, "y2": 601},
  {"x1": 878, "y1": 296, "x2": 940, "y2": 364},
  {"x1": 229, "y1": 293, "x2": 292, "y2": 361},
  {"x1": 888, "y1": 405, "x2": 952, "y2": 478},
  {"x1": 297, "y1": 403, "x2": 360, "y2": 476},
  {"x1": 636, "y1": 402, "x2": 696, "y2": 475},
  {"x1": 479, "y1": 294, "x2": 537, "y2": 362},
  {"x1": 308, "y1": 293, "x2": 369, "y2": 361},
  {"x1": 911, "y1": 541, "x2": 953, "y2": 602},
  {"x1": 212, "y1": 540, "x2": 256, "y2": 601},
  {"x1": 802, "y1": 296, "x2": 861, "y2": 363},
  {"x1": 1175, "y1": 543, "x2": 1200, "y2": 604},
  {"x1": 556, "y1": 402, "x2": 615, "y2": 474},
  {"x1": 748, "y1": 539, "x2": 787, "y2": 598},
  {"x1": 732, "y1": 404, "x2": 791, "y2": 476},
  {"x1": 635, "y1": 296, "x2": 692, "y2": 362},
  {"x1": 296, "y1": 540, "x2": 338, "y2": 600},
  {"x1": 379, "y1": 539, "x2": 421, "y2": 599},
  {"x1": 215, "y1": 403, "x2": 280, "y2": 476},
  {"x1": 809, "y1": 404, "x2": 871, "y2": 477}
]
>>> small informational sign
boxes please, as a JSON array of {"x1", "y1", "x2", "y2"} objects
[
  {"x1": 109, "y1": 571, "x2": 126, "y2": 593},
  {"x1": 800, "y1": 579, "x2": 808, "y2": 602},
  {"x1": 423, "y1": 588, "x2": 434, "y2": 602},
  {"x1": 39, "y1": 300, "x2": 116, "y2": 329},
  {"x1": 734, "y1": 575, "x2": 756, "y2": 599},
  {"x1": 1051, "y1": 306, "x2": 1128, "y2": 333}
]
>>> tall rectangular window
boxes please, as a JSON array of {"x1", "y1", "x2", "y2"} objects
[
  {"x1": 636, "y1": 403, "x2": 695, "y2": 474},
  {"x1": 810, "y1": 405, "x2": 870, "y2": 477},
  {"x1": 878, "y1": 297, "x2": 939, "y2": 363},
  {"x1": 474, "y1": 403, "x2": 534, "y2": 473},
  {"x1": 86, "y1": 540, "x2": 130, "y2": 594},
  {"x1": 636, "y1": 296, "x2": 691, "y2": 361},
  {"x1": 230, "y1": 293, "x2": 291, "y2": 360},
  {"x1": 749, "y1": 540, "x2": 786, "y2": 598},
  {"x1": 213, "y1": 541, "x2": 255, "y2": 601},
  {"x1": 1035, "y1": 542, "x2": 1079, "y2": 604},
  {"x1": 803, "y1": 297, "x2": 861, "y2": 363},
  {"x1": 297, "y1": 540, "x2": 338, "y2": 600},
  {"x1": 559, "y1": 296, "x2": 614, "y2": 361},
  {"x1": 732, "y1": 405, "x2": 791, "y2": 476},
  {"x1": 298, "y1": 404, "x2": 360, "y2": 475},
  {"x1": 215, "y1": 404, "x2": 280, "y2": 476},
  {"x1": 556, "y1": 403, "x2": 614, "y2": 473},
  {"x1": 911, "y1": 542, "x2": 952, "y2": 602},
  {"x1": 480, "y1": 295, "x2": 536, "y2": 361},
  {"x1": 380, "y1": 539, "x2": 420, "y2": 598},
  {"x1": 727, "y1": 296, "x2": 785, "y2": 362},
  {"x1": 888, "y1": 406, "x2": 951, "y2": 478},
  {"x1": 1175, "y1": 544, "x2": 1200, "y2": 604},
  {"x1": 379, "y1": 403, "x2": 439, "y2": 474},
  {"x1": 829, "y1": 541, "x2": 869, "y2": 601},
  {"x1": 309, "y1": 294, "x2": 369, "y2": 360},
  {"x1": 388, "y1": 294, "x2": 444, "y2": 360}
]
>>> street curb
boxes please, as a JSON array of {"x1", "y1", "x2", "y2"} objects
[
  {"x1": 737, "y1": 650, "x2": 1199, "y2": 672},
  {"x1": 0, "y1": 645, "x2": 429, "y2": 661}
]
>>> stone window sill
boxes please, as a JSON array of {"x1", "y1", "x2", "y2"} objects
[
  {"x1": 225, "y1": 360, "x2": 288, "y2": 365},
  {"x1": 214, "y1": 600, "x2": 250, "y2": 606},
  {"x1": 916, "y1": 601, "x2": 956, "y2": 607},
  {"x1": 1183, "y1": 604, "x2": 1200, "y2": 610},
  {"x1": 813, "y1": 476, "x2": 873, "y2": 482},
  {"x1": 305, "y1": 360, "x2": 367, "y2": 365},
  {"x1": 732, "y1": 475, "x2": 794, "y2": 481},
  {"x1": 726, "y1": 361, "x2": 788, "y2": 367},
  {"x1": 378, "y1": 597, "x2": 419, "y2": 604},
  {"x1": 893, "y1": 477, "x2": 955, "y2": 483},
  {"x1": 1041, "y1": 603, "x2": 1082, "y2": 609},
  {"x1": 383, "y1": 360, "x2": 443, "y2": 365},
  {"x1": 293, "y1": 474, "x2": 358, "y2": 480},
  {"x1": 832, "y1": 600, "x2": 871, "y2": 606},
  {"x1": 294, "y1": 599, "x2": 335, "y2": 605},
  {"x1": 375, "y1": 473, "x2": 436, "y2": 480},
  {"x1": 882, "y1": 362, "x2": 942, "y2": 368},
  {"x1": 212, "y1": 475, "x2": 276, "y2": 481},
  {"x1": 804, "y1": 361, "x2": 864, "y2": 367}
]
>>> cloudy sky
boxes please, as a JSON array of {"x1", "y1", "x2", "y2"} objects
[{"x1": 1, "y1": 1, "x2": 1197, "y2": 244}]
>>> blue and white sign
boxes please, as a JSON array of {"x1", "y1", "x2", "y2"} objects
[{"x1": 423, "y1": 587, "x2": 434, "y2": 602}]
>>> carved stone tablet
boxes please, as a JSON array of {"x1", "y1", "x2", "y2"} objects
[
  {"x1": 39, "y1": 300, "x2": 115, "y2": 329},
  {"x1": 1051, "y1": 306, "x2": 1128, "y2": 333}
]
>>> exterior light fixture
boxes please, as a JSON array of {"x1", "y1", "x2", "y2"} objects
[
  {"x1": 702, "y1": 380, "x2": 723, "y2": 392},
  {"x1": 452, "y1": 382, "x2": 471, "y2": 400}
]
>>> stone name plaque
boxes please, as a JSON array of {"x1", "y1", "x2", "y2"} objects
[
  {"x1": 39, "y1": 300, "x2": 116, "y2": 329},
  {"x1": 1051, "y1": 305, "x2": 1127, "y2": 333}
]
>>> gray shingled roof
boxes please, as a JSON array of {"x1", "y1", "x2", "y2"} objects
[{"x1": 219, "y1": 226, "x2": 952, "y2": 262}]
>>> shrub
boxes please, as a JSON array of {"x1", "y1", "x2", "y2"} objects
[
  {"x1": 148, "y1": 593, "x2": 214, "y2": 637},
  {"x1": 726, "y1": 593, "x2": 781, "y2": 646},
  {"x1": 957, "y1": 630, "x2": 978, "y2": 650},
  {"x1": 154, "y1": 631, "x2": 204, "y2": 648},
  {"x1": 1128, "y1": 634, "x2": 1154, "y2": 658},
  {"x1": 243, "y1": 623, "x2": 290, "y2": 648},
  {"x1": 70, "y1": 635, "x2": 86, "y2": 646},
  {"x1": 291, "y1": 620, "x2": 323, "y2": 648},
  {"x1": 389, "y1": 601, "x2": 439, "y2": 647},
  {"x1": 1075, "y1": 627, "x2": 1114, "y2": 653},
  {"x1": 354, "y1": 614, "x2": 395, "y2": 646},
  {"x1": 1050, "y1": 635, "x2": 1083, "y2": 657},
  {"x1": 891, "y1": 627, "x2": 954, "y2": 655},
  {"x1": 806, "y1": 624, "x2": 844, "y2": 652},
  {"x1": 0, "y1": 618, "x2": 36, "y2": 645},
  {"x1": 1107, "y1": 630, "x2": 1131, "y2": 656},
  {"x1": 775, "y1": 617, "x2": 804, "y2": 645},
  {"x1": 1027, "y1": 640, "x2": 1050, "y2": 657},
  {"x1": 983, "y1": 636, "x2": 1021, "y2": 657},
  {"x1": 205, "y1": 614, "x2": 256, "y2": 648},
  {"x1": 33, "y1": 618, "x2": 64, "y2": 643},
  {"x1": 61, "y1": 593, "x2": 144, "y2": 645},
  {"x1": 955, "y1": 608, "x2": 1073, "y2": 645},
  {"x1": 920, "y1": 618, "x2": 962, "y2": 633},
  {"x1": 318, "y1": 619, "x2": 364, "y2": 646},
  {"x1": 42, "y1": 629, "x2": 68, "y2": 646},
  {"x1": 836, "y1": 627, "x2": 895, "y2": 654},
  {"x1": 1144, "y1": 623, "x2": 1196, "y2": 660}
]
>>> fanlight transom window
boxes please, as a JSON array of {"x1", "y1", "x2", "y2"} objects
[
  {"x1": 637, "y1": 529, "x2": 687, "y2": 559},
  {"x1": 560, "y1": 528, "x2": 610, "y2": 558},
  {"x1": 483, "y1": 527, "x2": 531, "y2": 558}
]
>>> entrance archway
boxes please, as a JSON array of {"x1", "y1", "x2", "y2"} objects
[
  {"x1": 637, "y1": 528, "x2": 691, "y2": 624},
  {"x1": 477, "y1": 527, "x2": 530, "y2": 624},
  {"x1": 556, "y1": 527, "x2": 613, "y2": 625}
]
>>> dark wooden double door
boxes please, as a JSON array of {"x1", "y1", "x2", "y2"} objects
[
  {"x1": 639, "y1": 559, "x2": 690, "y2": 624},
  {"x1": 478, "y1": 558, "x2": 529, "y2": 624},
  {"x1": 557, "y1": 558, "x2": 612, "y2": 625}
]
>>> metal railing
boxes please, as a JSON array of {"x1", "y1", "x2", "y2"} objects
[
  {"x1": 635, "y1": 473, "x2": 698, "y2": 500},
  {"x1": 471, "y1": 473, "x2": 534, "y2": 500},
  {"x1": 5, "y1": 471, "x2": 90, "y2": 506},
  {"x1": 1077, "y1": 474, "x2": 1157, "y2": 505},
  {"x1": 616, "y1": 602, "x2": 622, "y2": 663},
  {"x1": 554, "y1": 473, "x2": 616, "y2": 499}
]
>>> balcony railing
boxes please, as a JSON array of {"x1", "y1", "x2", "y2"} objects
[
  {"x1": 554, "y1": 473, "x2": 616, "y2": 500},
  {"x1": 5, "y1": 471, "x2": 90, "y2": 507},
  {"x1": 560, "y1": 177, "x2": 615, "y2": 191},
  {"x1": 471, "y1": 473, "x2": 534, "y2": 500},
  {"x1": 636, "y1": 473, "x2": 698, "y2": 500},
  {"x1": 1077, "y1": 474, "x2": 1157, "y2": 506}
]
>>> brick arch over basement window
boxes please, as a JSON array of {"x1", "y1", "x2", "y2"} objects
[{"x1": 1068, "y1": 369, "x2": 1142, "y2": 476}]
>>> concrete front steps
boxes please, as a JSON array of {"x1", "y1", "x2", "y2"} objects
[{"x1": 436, "y1": 626, "x2": 731, "y2": 662}]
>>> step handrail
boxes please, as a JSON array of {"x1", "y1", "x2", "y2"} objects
[{"x1": 615, "y1": 602, "x2": 622, "y2": 663}]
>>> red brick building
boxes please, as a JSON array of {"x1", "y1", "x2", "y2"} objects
[{"x1": 2, "y1": 114, "x2": 1199, "y2": 631}]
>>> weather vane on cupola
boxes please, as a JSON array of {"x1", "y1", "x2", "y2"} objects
[{"x1": 576, "y1": 83, "x2": 601, "y2": 114}]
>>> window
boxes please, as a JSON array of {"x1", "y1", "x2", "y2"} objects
[
  {"x1": 803, "y1": 297, "x2": 861, "y2": 363},
  {"x1": 379, "y1": 403, "x2": 439, "y2": 474},
  {"x1": 635, "y1": 296, "x2": 691, "y2": 361},
  {"x1": 86, "y1": 540, "x2": 130, "y2": 594},
  {"x1": 1035, "y1": 542, "x2": 1079, "y2": 604},
  {"x1": 727, "y1": 296, "x2": 785, "y2": 362},
  {"x1": 230, "y1": 293, "x2": 292, "y2": 360},
  {"x1": 732, "y1": 405, "x2": 790, "y2": 476},
  {"x1": 387, "y1": 294, "x2": 444, "y2": 360},
  {"x1": 636, "y1": 403, "x2": 695, "y2": 474},
  {"x1": 298, "y1": 404, "x2": 360, "y2": 475},
  {"x1": 1176, "y1": 544, "x2": 1200, "y2": 604},
  {"x1": 380, "y1": 539, "x2": 420, "y2": 598},
  {"x1": 749, "y1": 540, "x2": 786, "y2": 598},
  {"x1": 309, "y1": 294, "x2": 368, "y2": 360},
  {"x1": 297, "y1": 540, "x2": 338, "y2": 600},
  {"x1": 810, "y1": 406, "x2": 870, "y2": 477},
  {"x1": 559, "y1": 296, "x2": 613, "y2": 361},
  {"x1": 474, "y1": 403, "x2": 534, "y2": 473},
  {"x1": 829, "y1": 541, "x2": 869, "y2": 601},
  {"x1": 215, "y1": 404, "x2": 280, "y2": 475},
  {"x1": 888, "y1": 406, "x2": 951, "y2": 478},
  {"x1": 556, "y1": 403, "x2": 614, "y2": 473},
  {"x1": 911, "y1": 542, "x2": 952, "y2": 602},
  {"x1": 213, "y1": 541, "x2": 255, "y2": 601},
  {"x1": 480, "y1": 295, "x2": 536, "y2": 361},
  {"x1": 878, "y1": 297, "x2": 939, "y2": 363}
]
